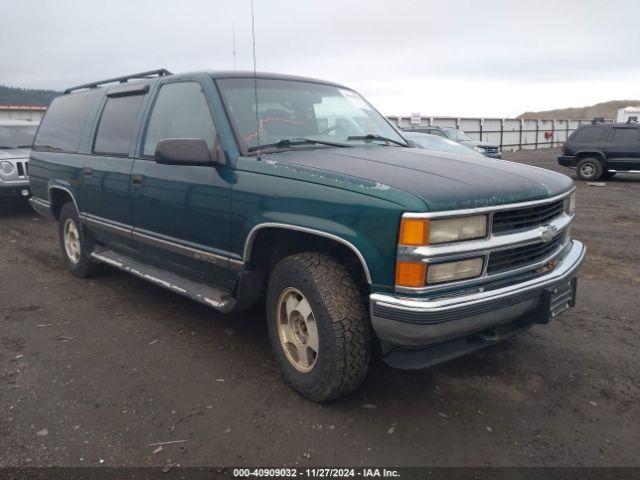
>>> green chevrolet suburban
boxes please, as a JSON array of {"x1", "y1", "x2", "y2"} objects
[{"x1": 29, "y1": 69, "x2": 586, "y2": 401}]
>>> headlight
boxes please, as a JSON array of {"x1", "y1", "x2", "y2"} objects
[
  {"x1": 474, "y1": 147, "x2": 486, "y2": 153},
  {"x1": 399, "y1": 215, "x2": 487, "y2": 246},
  {"x1": 565, "y1": 192, "x2": 576, "y2": 214},
  {"x1": 0, "y1": 161, "x2": 15, "y2": 176},
  {"x1": 426, "y1": 257, "x2": 484, "y2": 284}
]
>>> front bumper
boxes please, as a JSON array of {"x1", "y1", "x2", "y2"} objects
[
  {"x1": 484, "y1": 152, "x2": 502, "y2": 159},
  {"x1": 370, "y1": 240, "x2": 586, "y2": 366},
  {"x1": 558, "y1": 155, "x2": 576, "y2": 167},
  {"x1": 0, "y1": 182, "x2": 30, "y2": 198}
]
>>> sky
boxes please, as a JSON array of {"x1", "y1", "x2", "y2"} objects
[{"x1": 1, "y1": 0, "x2": 639, "y2": 117}]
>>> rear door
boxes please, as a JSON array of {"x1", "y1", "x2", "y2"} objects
[
  {"x1": 82, "y1": 84, "x2": 149, "y2": 252},
  {"x1": 602, "y1": 126, "x2": 640, "y2": 170},
  {"x1": 130, "y1": 78, "x2": 236, "y2": 287}
]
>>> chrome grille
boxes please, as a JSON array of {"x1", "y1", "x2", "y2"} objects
[
  {"x1": 492, "y1": 200, "x2": 564, "y2": 234},
  {"x1": 487, "y1": 235, "x2": 563, "y2": 275}
]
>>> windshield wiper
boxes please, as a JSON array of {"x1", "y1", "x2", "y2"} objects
[
  {"x1": 346, "y1": 134, "x2": 407, "y2": 147},
  {"x1": 248, "y1": 138, "x2": 350, "y2": 152}
]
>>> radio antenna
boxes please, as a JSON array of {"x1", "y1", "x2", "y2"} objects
[
  {"x1": 250, "y1": 0, "x2": 261, "y2": 157},
  {"x1": 232, "y1": 22, "x2": 237, "y2": 70}
]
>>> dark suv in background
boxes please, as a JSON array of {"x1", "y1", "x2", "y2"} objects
[
  {"x1": 558, "y1": 122, "x2": 640, "y2": 180},
  {"x1": 403, "y1": 126, "x2": 502, "y2": 158}
]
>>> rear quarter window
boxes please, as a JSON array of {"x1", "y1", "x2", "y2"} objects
[
  {"x1": 570, "y1": 125, "x2": 606, "y2": 143},
  {"x1": 34, "y1": 90, "x2": 102, "y2": 152}
]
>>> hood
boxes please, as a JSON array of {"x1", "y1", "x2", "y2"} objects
[
  {"x1": 0, "y1": 147, "x2": 30, "y2": 160},
  {"x1": 260, "y1": 146, "x2": 573, "y2": 212}
]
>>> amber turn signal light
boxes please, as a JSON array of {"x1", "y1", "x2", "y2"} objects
[
  {"x1": 399, "y1": 218, "x2": 430, "y2": 246},
  {"x1": 395, "y1": 261, "x2": 427, "y2": 288}
]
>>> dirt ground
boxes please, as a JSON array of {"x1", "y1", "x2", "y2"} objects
[{"x1": 1, "y1": 148, "x2": 639, "y2": 468}]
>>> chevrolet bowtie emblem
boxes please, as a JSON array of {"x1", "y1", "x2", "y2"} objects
[{"x1": 540, "y1": 225, "x2": 558, "y2": 243}]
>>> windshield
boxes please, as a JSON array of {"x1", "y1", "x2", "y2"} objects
[
  {"x1": 217, "y1": 78, "x2": 406, "y2": 152},
  {"x1": 0, "y1": 125, "x2": 38, "y2": 148},
  {"x1": 442, "y1": 127, "x2": 473, "y2": 142},
  {"x1": 404, "y1": 132, "x2": 482, "y2": 156}
]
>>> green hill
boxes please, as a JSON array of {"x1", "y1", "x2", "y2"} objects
[
  {"x1": 0, "y1": 85, "x2": 61, "y2": 107},
  {"x1": 518, "y1": 100, "x2": 640, "y2": 120}
]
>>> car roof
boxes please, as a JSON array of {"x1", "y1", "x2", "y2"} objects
[
  {"x1": 63, "y1": 69, "x2": 349, "y2": 96},
  {"x1": 205, "y1": 70, "x2": 348, "y2": 88}
]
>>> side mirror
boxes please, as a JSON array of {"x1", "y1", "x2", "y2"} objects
[{"x1": 154, "y1": 138, "x2": 222, "y2": 166}]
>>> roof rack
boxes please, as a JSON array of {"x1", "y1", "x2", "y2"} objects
[{"x1": 64, "y1": 69, "x2": 173, "y2": 94}]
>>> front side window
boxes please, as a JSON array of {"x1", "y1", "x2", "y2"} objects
[
  {"x1": 606, "y1": 127, "x2": 639, "y2": 143},
  {"x1": 143, "y1": 82, "x2": 217, "y2": 156},
  {"x1": 217, "y1": 78, "x2": 405, "y2": 152},
  {"x1": 93, "y1": 94, "x2": 145, "y2": 156},
  {"x1": 0, "y1": 125, "x2": 38, "y2": 148},
  {"x1": 571, "y1": 125, "x2": 606, "y2": 142}
]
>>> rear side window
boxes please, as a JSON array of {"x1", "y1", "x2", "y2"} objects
[
  {"x1": 143, "y1": 82, "x2": 216, "y2": 156},
  {"x1": 606, "y1": 127, "x2": 639, "y2": 143},
  {"x1": 34, "y1": 90, "x2": 101, "y2": 152},
  {"x1": 570, "y1": 125, "x2": 606, "y2": 142},
  {"x1": 93, "y1": 94, "x2": 145, "y2": 156}
]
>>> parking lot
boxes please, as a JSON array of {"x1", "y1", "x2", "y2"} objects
[{"x1": 1, "y1": 148, "x2": 639, "y2": 467}]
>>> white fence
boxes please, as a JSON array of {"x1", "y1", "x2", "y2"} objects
[{"x1": 388, "y1": 116, "x2": 614, "y2": 151}]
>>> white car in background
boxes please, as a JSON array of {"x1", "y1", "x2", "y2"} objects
[{"x1": 0, "y1": 119, "x2": 39, "y2": 200}]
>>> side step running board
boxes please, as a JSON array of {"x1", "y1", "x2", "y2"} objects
[{"x1": 91, "y1": 249, "x2": 237, "y2": 313}]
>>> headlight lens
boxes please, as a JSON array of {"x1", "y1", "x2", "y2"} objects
[
  {"x1": 474, "y1": 147, "x2": 486, "y2": 153},
  {"x1": 566, "y1": 192, "x2": 576, "y2": 214},
  {"x1": 426, "y1": 257, "x2": 484, "y2": 284},
  {"x1": 0, "y1": 161, "x2": 15, "y2": 176},
  {"x1": 399, "y1": 215, "x2": 487, "y2": 246}
]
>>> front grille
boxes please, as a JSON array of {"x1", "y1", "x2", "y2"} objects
[
  {"x1": 485, "y1": 147, "x2": 499, "y2": 153},
  {"x1": 492, "y1": 200, "x2": 564, "y2": 234},
  {"x1": 487, "y1": 235, "x2": 563, "y2": 274},
  {"x1": 16, "y1": 162, "x2": 26, "y2": 177}
]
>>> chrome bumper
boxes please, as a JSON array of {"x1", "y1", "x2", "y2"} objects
[{"x1": 370, "y1": 240, "x2": 586, "y2": 347}]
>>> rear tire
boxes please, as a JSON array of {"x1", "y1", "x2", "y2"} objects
[
  {"x1": 58, "y1": 202, "x2": 99, "y2": 278},
  {"x1": 266, "y1": 252, "x2": 371, "y2": 402},
  {"x1": 576, "y1": 157, "x2": 603, "y2": 181}
]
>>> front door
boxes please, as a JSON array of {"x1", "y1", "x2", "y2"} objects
[
  {"x1": 131, "y1": 80, "x2": 236, "y2": 288},
  {"x1": 603, "y1": 126, "x2": 640, "y2": 170}
]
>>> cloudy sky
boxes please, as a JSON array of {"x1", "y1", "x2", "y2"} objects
[{"x1": 2, "y1": 0, "x2": 639, "y2": 117}]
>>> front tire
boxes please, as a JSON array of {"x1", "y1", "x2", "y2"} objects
[
  {"x1": 266, "y1": 252, "x2": 371, "y2": 402},
  {"x1": 58, "y1": 202, "x2": 99, "y2": 278},
  {"x1": 576, "y1": 157, "x2": 603, "y2": 181}
]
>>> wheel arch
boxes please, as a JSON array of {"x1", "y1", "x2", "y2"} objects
[
  {"x1": 48, "y1": 186, "x2": 80, "y2": 220},
  {"x1": 575, "y1": 151, "x2": 606, "y2": 164},
  {"x1": 244, "y1": 223, "x2": 373, "y2": 291}
]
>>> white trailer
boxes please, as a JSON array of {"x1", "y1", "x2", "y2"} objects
[{"x1": 616, "y1": 106, "x2": 640, "y2": 123}]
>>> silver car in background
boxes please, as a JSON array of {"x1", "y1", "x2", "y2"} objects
[{"x1": 0, "y1": 120, "x2": 39, "y2": 200}]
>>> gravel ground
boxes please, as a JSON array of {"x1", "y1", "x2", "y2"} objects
[{"x1": 1, "y1": 148, "x2": 639, "y2": 467}]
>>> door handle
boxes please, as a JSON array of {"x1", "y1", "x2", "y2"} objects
[
  {"x1": 83, "y1": 167, "x2": 93, "y2": 177},
  {"x1": 132, "y1": 174, "x2": 143, "y2": 185}
]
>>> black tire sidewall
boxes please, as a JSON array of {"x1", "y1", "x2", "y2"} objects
[
  {"x1": 58, "y1": 202, "x2": 96, "y2": 277},
  {"x1": 266, "y1": 254, "x2": 369, "y2": 401},
  {"x1": 576, "y1": 157, "x2": 603, "y2": 181}
]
